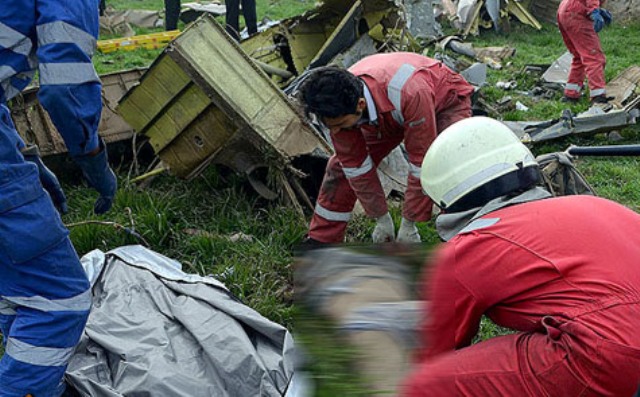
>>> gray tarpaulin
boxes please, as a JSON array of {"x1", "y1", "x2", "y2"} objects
[{"x1": 66, "y1": 245, "x2": 295, "y2": 397}]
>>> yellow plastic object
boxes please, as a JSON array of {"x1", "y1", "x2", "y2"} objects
[{"x1": 97, "y1": 30, "x2": 181, "y2": 53}]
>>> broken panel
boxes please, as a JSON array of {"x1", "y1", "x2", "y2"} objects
[
  {"x1": 10, "y1": 68, "x2": 145, "y2": 157},
  {"x1": 606, "y1": 66, "x2": 640, "y2": 109},
  {"x1": 118, "y1": 15, "x2": 331, "y2": 184}
]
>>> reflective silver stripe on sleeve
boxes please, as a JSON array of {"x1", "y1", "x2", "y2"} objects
[
  {"x1": 8, "y1": 289, "x2": 92, "y2": 313},
  {"x1": 0, "y1": 22, "x2": 33, "y2": 57},
  {"x1": 39, "y1": 62, "x2": 99, "y2": 85},
  {"x1": 565, "y1": 83, "x2": 582, "y2": 91},
  {"x1": 1, "y1": 65, "x2": 35, "y2": 83},
  {"x1": 1, "y1": 79, "x2": 22, "y2": 101},
  {"x1": 315, "y1": 204, "x2": 352, "y2": 222},
  {"x1": 0, "y1": 300, "x2": 17, "y2": 316},
  {"x1": 362, "y1": 83, "x2": 378, "y2": 124},
  {"x1": 408, "y1": 162, "x2": 421, "y2": 179},
  {"x1": 442, "y1": 162, "x2": 516, "y2": 205},
  {"x1": 6, "y1": 338, "x2": 75, "y2": 367},
  {"x1": 343, "y1": 155, "x2": 373, "y2": 179},
  {"x1": 0, "y1": 65, "x2": 18, "y2": 83},
  {"x1": 387, "y1": 63, "x2": 416, "y2": 125},
  {"x1": 458, "y1": 218, "x2": 500, "y2": 235},
  {"x1": 37, "y1": 21, "x2": 96, "y2": 56},
  {"x1": 1, "y1": 69, "x2": 36, "y2": 101},
  {"x1": 590, "y1": 88, "x2": 606, "y2": 97}
]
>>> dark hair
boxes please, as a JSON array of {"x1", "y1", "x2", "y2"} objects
[
  {"x1": 446, "y1": 164, "x2": 541, "y2": 212},
  {"x1": 299, "y1": 66, "x2": 363, "y2": 119}
]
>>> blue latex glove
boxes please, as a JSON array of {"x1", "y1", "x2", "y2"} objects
[
  {"x1": 600, "y1": 8, "x2": 613, "y2": 25},
  {"x1": 22, "y1": 146, "x2": 69, "y2": 214},
  {"x1": 591, "y1": 9, "x2": 605, "y2": 33},
  {"x1": 74, "y1": 139, "x2": 117, "y2": 214}
]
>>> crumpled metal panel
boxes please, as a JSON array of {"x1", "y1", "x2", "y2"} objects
[
  {"x1": 240, "y1": 0, "x2": 404, "y2": 86},
  {"x1": 67, "y1": 245, "x2": 295, "y2": 397},
  {"x1": 509, "y1": 107, "x2": 640, "y2": 143},
  {"x1": 528, "y1": 0, "x2": 561, "y2": 25},
  {"x1": 541, "y1": 51, "x2": 572, "y2": 85},
  {"x1": 330, "y1": 33, "x2": 379, "y2": 68},
  {"x1": 606, "y1": 66, "x2": 640, "y2": 109},
  {"x1": 403, "y1": 0, "x2": 443, "y2": 39},
  {"x1": 10, "y1": 68, "x2": 145, "y2": 157},
  {"x1": 308, "y1": 1, "x2": 364, "y2": 69}
]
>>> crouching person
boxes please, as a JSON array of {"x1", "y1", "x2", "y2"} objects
[
  {"x1": 299, "y1": 53, "x2": 473, "y2": 244},
  {"x1": 402, "y1": 117, "x2": 640, "y2": 396}
]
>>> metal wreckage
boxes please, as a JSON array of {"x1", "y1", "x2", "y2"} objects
[
  {"x1": 6, "y1": 1, "x2": 640, "y2": 395},
  {"x1": 8, "y1": 0, "x2": 640, "y2": 210}
]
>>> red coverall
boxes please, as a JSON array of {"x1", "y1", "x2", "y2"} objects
[
  {"x1": 557, "y1": 0, "x2": 607, "y2": 100},
  {"x1": 308, "y1": 53, "x2": 473, "y2": 243},
  {"x1": 402, "y1": 195, "x2": 640, "y2": 396}
]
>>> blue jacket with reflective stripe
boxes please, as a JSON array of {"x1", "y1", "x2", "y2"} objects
[{"x1": 1, "y1": 0, "x2": 103, "y2": 157}]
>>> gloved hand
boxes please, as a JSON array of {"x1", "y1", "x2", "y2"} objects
[
  {"x1": 591, "y1": 9, "x2": 605, "y2": 33},
  {"x1": 22, "y1": 145, "x2": 68, "y2": 214},
  {"x1": 372, "y1": 212, "x2": 395, "y2": 243},
  {"x1": 600, "y1": 8, "x2": 613, "y2": 25},
  {"x1": 396, "y1": 218, "x2": 421, "y2": 243},
  {"x1": 74, "y1": 139, "x2": 117, "y2": 214}
]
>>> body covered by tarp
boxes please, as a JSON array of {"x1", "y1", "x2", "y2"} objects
[{"x1": 66, "y1": 245, "x2": 294, "y2": 397}]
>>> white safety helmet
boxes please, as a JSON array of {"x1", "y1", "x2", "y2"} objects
[{"x1": 421, "y1": 116, "x2": 539, "y2": 211}]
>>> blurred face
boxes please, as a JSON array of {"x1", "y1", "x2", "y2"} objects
[{"x1": 321, "y1": 98, "x2": 366, "y2": 134}]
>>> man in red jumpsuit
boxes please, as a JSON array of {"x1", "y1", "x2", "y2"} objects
[
  {"x1": 402, "y1": 116, "x2": 640, "y2": 396},
  {"x1": 557, "y1": 0, "x2": 613, "y2": 103},
  {"x1": 298, "y1": 53, "x2": 474, "y2": 244}
]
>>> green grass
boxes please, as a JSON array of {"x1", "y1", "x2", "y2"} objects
[
  {"x1": 105, "y1": 0, "x2": 315, "y2": 18},
  {"x1": 454, "y1": 21, "x2": 640, "y2": 121},
  {"x1": 106, "y1": 0, "x2": 165, "y2": 10},
  {"x1": 64, "y1": 166, "x2": 306, "y2": 327},
  {"x1": 3, "y1": 2, "x2": 640, "y2": 394}
]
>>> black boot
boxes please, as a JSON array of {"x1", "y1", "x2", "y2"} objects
[
  {"x1": 561, "y1": 96, "x2": 580, "y2": 104},
  {"x1": 590, "y1": 94, "x2": 609, "y2": 104}
]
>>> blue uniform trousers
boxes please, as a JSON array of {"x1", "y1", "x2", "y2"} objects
[{"x1": 0, "y1": 105, "x2": 91, "y2": 397}]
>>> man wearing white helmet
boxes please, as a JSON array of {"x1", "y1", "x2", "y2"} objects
[{"x1": 402, "y1": 117, "x2": 640, "y2": 396}]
